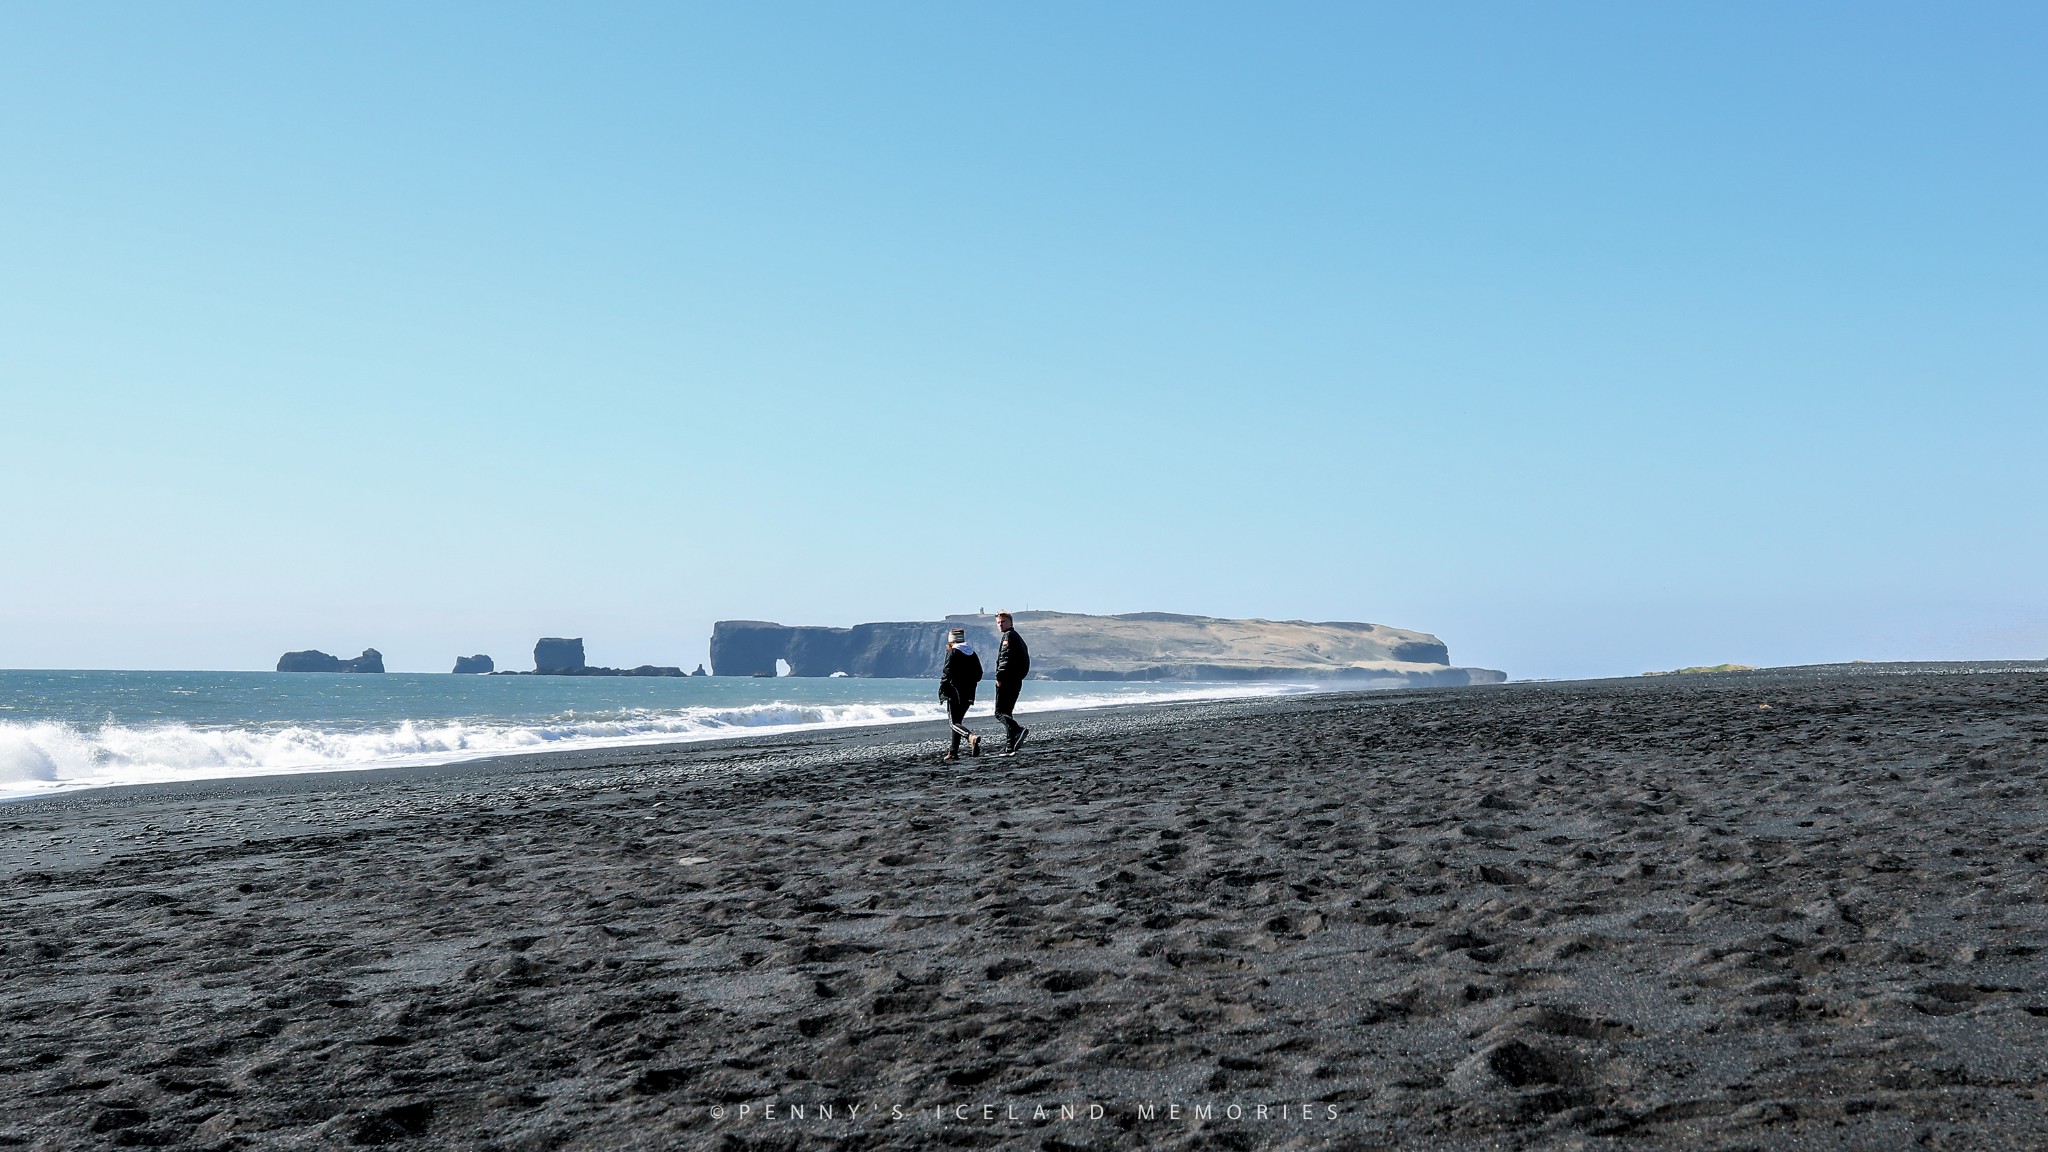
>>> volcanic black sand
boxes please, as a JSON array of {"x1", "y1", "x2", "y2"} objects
[{"x1": 3, "y1": 667, "x2": 2046, "y2": 1150}]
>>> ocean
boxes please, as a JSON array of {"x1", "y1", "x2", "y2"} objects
[{"x1": 0, "y1": 670, "x2": 1331, "y2": 800}]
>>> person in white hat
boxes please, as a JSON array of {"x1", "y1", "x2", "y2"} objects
[{"x1": 939, "y1": 627, "x2": 983, "y2": 762}]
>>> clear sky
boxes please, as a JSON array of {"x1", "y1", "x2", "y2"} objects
[{"x1": 3, "y1": 2, "x2": 2043, "y2": 679}]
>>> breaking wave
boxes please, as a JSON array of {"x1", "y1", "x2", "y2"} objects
[{"x1": 0, "y1": 682, "x2": 1318, "y2": 800}]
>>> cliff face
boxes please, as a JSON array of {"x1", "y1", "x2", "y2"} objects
[
  {"x1": 711, "y1": 621, "x2": 948, "y2": 678},
  {"x1": 709, "y1": 612, "x2": 1505, "y2": 685},
  {"x1": 276, "y1": 649, "x2": 385, "y2": 673}
]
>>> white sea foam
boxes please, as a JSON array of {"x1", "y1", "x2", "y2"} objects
[{"x1": 0, "y1": 682, "x2": 1319, "y2": 800}]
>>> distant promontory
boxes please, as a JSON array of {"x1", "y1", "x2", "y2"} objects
[
  {"x1": 710, "y1": 611, "x2": 1505, "y2": 685},
  {"x1": 276, "y1": 649, "x2": 385, "y2": 674}
]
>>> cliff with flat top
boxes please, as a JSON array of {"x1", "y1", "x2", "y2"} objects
[{"x1": 709, "y1": 612, "x2": 1504, "y2": 685}]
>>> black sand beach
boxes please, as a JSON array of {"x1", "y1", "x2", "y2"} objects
[{"x1": 3, "y1": 668, "x2": 2046, "y2": 1150}]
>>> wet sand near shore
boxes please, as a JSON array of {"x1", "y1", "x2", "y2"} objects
[{"x1": 2, "y1": 670, "x2": 2046, "y2": 1150}]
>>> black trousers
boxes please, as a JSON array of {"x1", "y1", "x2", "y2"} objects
[
  {"x1": 993, "y1": 680, "x2": 1023, "y2": 740},
  {"x1": 945, "y1": 692, "x2": 975, "y2": 756}
]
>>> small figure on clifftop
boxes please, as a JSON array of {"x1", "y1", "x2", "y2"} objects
[
  {"x1": 940, "y1": 628, "x2": 982, "y2": 762},
  {"x1": 994, "y1": 611, "x2": 1030, "y2": 754}
]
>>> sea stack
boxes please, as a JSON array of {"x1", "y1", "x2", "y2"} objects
[
  {"x1": 452, "y1": 655, "x2": 494, "y2": 674},
  {"x1": 276, "y1": 649, "x2": 385, "y2": 673},
  {"x1": 533, "y1": 638, "x2": 587, "y2": 674},
  {"x1": 525, "y1": 638, "x2": 685, "y2": 677}
]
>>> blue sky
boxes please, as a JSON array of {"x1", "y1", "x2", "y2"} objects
[{"x1": 3, "y1": 2, "x2": 2043, "y2": 678}]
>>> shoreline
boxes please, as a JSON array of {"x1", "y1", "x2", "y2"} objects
[
  {"x1": 0, "y1": 676, "x2": 1362, "y2": 806},
  {"x1": 3, "y1": 670, "x2": 2045, "y2": 1148},
  {"x1": 7, "y1": 659, "x2": 2042, "y2": 808},
  {"x1": 0, "y1": 683, "x2": 1377, "y2": 812}
]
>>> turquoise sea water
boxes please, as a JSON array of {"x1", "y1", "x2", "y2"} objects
[{"x1": 0, "y1": 671, "x2": 1327, "y2": 800}]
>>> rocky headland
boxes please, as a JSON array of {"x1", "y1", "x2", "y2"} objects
[
  {"x1": 274, "y1": 649, "x2": 384, "y2": 674},
  {"x1": 710, "y1": 611, "x2": 1504, "y2": 684}
]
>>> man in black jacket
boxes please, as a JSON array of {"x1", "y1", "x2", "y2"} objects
[
  {"x1": 939, "y1": 628, "x2": 982, "y2": 762},
  {"x1": 993, "y1": 611, "x2": 1030, "y2": 753}
]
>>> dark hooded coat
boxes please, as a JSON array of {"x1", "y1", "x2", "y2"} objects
[{"x1": 941, "y1": 644, "x2": 982, "y2": 704}]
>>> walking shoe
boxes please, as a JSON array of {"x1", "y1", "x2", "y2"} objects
[{"x1": 968, "y1": 735, "x2": 981, "y2": 758}]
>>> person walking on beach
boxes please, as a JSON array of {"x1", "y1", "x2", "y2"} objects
[
  {"x1": 939, "y1": 627, "x2": 982, "y2": 762},
  {"x1": 993, "y1": 611, "x2": 1030, "y2": 753}
]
